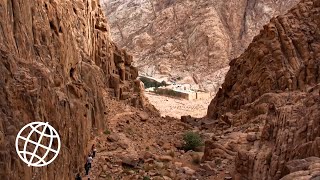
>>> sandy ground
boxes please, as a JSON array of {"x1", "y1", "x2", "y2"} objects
[{"x1": 145, "y1": 92, "x2": 212, "y2": 118}]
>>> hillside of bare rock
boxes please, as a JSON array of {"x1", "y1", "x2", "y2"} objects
[
  {"x1": 87, "y1": 100, "x2": 203, "y2": 179},
  {"x1": 0, "y1": 0, "x2": 153, "y2": 179},
  {"x1": 103, "y1": 0, "x2": 299, "y2": 92},
  {"x1": 2, "y1": 0, "x2": 320, "y2": 180},
  {"x1": 204, "y1": 0, "x2": 320, "y2": 179}
]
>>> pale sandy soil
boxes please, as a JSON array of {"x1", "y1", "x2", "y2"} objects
[{"x1": 145, "y1": 92, "x2": 212, "y2": 118}]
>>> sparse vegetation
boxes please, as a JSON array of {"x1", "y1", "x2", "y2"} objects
[
  {"x1": 160, "y1": 80, "x2": 167, "y2": 86},
  {"x1": 140, "y1": 77, "x2": 167, "y2": 89},
  {"x1": 183, "y1": 131, "x2": 203, "y2": 151},
  {"x1": 143, "y1": 176, "x2": 151, "y2": 180},
  {"x1": 104, "y1": 129, "x2": 111, "y2": 135}
]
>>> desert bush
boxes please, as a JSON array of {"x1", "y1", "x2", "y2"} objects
[
  {"x1": 104, "y1": 129, "x2": 111, "y2": 135},
  {"x1": 140, "y1": 77, "x2": 167, "y2": 89},
  {"x1": 160, "y1": 80, "x2": 167, "y2": 86},
  {"x1": 183, "y1": 132, "x2": 203, "y2": 151}
]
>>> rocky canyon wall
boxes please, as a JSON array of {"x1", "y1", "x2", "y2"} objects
[
  {"x1": 205, "y1": 0, "x2": 320, "y2": 179},
  {"x1": 0, "y1": 0, "x2": 144, "y2": 179},
  {"x1": 103, "y1": 0, "x2": 299, "y2": 92}
]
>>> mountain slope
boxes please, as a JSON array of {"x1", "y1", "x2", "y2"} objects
[
  {"x1": 0, "y1": 0, "x2": 146, "y2": 179},
  {"x1": 103, "y1": 0, "x2": 299, "y2": 92},
  {"x1": 204, "y1": 0, "x2": 320, "y2": 179}
]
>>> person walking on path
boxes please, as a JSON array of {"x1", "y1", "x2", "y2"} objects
[
  {"x1": 86, "y1": 154, "x2": 93, "y2": 168},
  {"x1": 84, "y1": 162, "x2": 90, "y2": 176},
  {"x1": 91, "y1": 144, "x2": 97, "y2": 158},
  {"x1": 84, "y1": 154, "x2": 93, "y2": 175},
  {"x1": 75, "y1": 173, "x2": 81, "y2": 180}
]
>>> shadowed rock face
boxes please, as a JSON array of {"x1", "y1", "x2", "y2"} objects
[
  {"x1": 205, "y1": 0, "x2": 320, "y2": 179},
  {"x1": 0, "y1": 0, "x2": 144, "y2": 179},
  {"x1": 103, "y1": 0, "x2": 299, "y2": 92},
  {"x1": 207, "y1": 0, "x2": 320, "y2": 120}
]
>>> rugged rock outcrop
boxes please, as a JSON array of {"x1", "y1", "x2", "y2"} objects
[
  {"x1": 207, "y1": 0, "x2": 320, "y2": 121},
  {"x1": 0, "y1": 0, "x2": 146, "y2": 179},
  {"x1": 205, "y1": 0, "x2": 320, "y2": 179},
  {"x1": 103, "y1": 0, "x2": 299, "y2": 92}
]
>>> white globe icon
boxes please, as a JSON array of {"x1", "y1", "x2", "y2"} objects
[{"x1": 15, "y1": 122, "x2": 61, "y2": 167}]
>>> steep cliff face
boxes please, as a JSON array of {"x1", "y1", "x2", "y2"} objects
[
  {"x1": 103, "y1": 0, "x2": 299, "y2": 92},
  {"x1": 205, "y1": 0, "x2": 320, "y2": 179},
  {"x1": 0, "y1": 0, "x2": 144, "y2": 179}
]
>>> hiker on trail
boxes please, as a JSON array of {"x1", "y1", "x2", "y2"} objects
[
  {"x1": 91, "y1": 144, "x2": 97, "y2": 158},
  {"x1": 84, "y1": 162, "x2": 90, "y2": 176},
  {"x1": 87, "y1": 154, "x2": 93, "y2": 168},
  {"x1": 84, "y1": 154, "x2": 93, "y2": 175},
  {"x1": 75, "y1": 173, "x2": 81, "y2": 180}
]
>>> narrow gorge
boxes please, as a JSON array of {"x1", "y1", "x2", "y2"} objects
[
  {"x1": 0, "y1": 0, "x2": 319, "y2": 180},
  {"x1": 104, "y1": 0, "x2": 301, "y2": 118}
]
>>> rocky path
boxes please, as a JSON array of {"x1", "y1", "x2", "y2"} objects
[
  {"x1": 108, "y1": 112, "x2": 136, "y2": 129},
  {"x1": 78, "y1": 100, "x2": 253, "y2": 180},
  {"x1": 78, "y1": 103, "x2": 221, "y2": 180},
  {"x1": 74, "y1": 95, "x2": 260, "y2": 180}
]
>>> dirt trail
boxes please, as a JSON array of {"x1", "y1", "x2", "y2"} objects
[
  {"x1": 79, "y1": 104, "x2": 208, "y2": 179},
  {"x1": 79, "y1": 103, "x2": 239, "y2": 180},
  {"x1": 82, "y1": 111, "x2": 137, "y2": 179}
]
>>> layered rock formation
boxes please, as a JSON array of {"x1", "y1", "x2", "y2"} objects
[
  {"x1": 0, "y1": 0, "x2": 146, "y2": 179},
  {"x1": 103, "y1": 0, "x2": 299, "y2": 92},
  {"x1": 205, "y1": 0, "x2": 320, "y2": 179}
]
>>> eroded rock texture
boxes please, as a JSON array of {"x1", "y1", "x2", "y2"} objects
[
  {"x1": 0, "y1": 0, "x2": 144, "y2": 179},
  {"x1": 103, "y1": 0, "x2": 299, "y2": 92},
  {"x1": 205, "y1": 0, "x2": 320, "y2": 179}
]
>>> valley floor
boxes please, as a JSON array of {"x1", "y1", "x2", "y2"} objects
[
  {"x1": 145, "y1": 92, "x2": 211, "y2": 119},
  {"x1": 79, "y1": 99, "x2": 235, "y2": 180}
]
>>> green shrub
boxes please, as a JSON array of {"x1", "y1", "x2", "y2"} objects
[
  {"x1": 143, "y1": 176, "x2": 151, "y2": 180},
  {"x1": 183, "y1": 132, "x2": 203, "y2": 151},
  {"x1": 104, "y1": 129, "x2": 110, "y2": 135},
  {"x1": 160, "y1": 80, "x2": 167, "y2": 86},
  {"x1": 140, "y1": 77, "x2": 167, "y2": 89}
]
